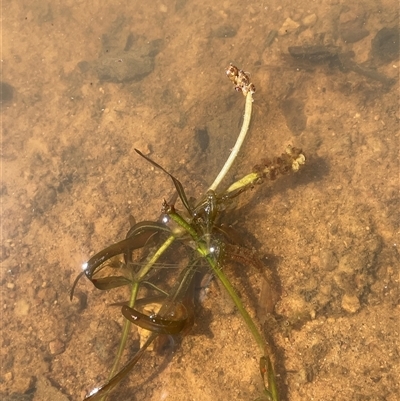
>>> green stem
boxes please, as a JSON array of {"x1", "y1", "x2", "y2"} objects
[
  {"x1": 106, "y1": 282, "x2": 140, "y2": 380},
  {"x1": 169, "y1": 210, "x2": 265, "y2": 350},
  {"x1": 207, "y1": 255, "x2": 265, "y2": 350},
  {"x1": 168, "y1": 209, "x2": 279, "y2": 400},
  {"x1": 135, "y1": 234, "x2": 176, "y2": 280},
  {"x1": 101, "y1": 234, "x2": 176, "y2": 401}
]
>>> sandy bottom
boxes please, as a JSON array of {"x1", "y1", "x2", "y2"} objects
[{"x1": 1, "y1": 1, "x2": 399, "y2": 400}]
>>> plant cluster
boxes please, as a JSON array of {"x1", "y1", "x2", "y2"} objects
[{"x1": 71, "y1": 65, "x2": 306, "y2": 401}]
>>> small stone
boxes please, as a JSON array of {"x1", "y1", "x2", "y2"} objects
[
  {"x1": 320, "y1": 249, "x2": 337, "y2": 271},
  {"x1": 302, "y1": 13, "x2": 317, "y2": 27},
  {"x1": 37, "y1": 287, "x2": 57, "y2": 304},
  {"x1": 339, "y1": 7, "x2": 369, "y2": 43},
  {"x1": 4, "y1": 371, "x2": 13, "y2": 381},
  {"x1": 278, "y1": 18, "x2": 300, "y2": 36},
  {"x1": 13, "y1": 375, "x2": 35, "y2": 393},
  {"x1": 14, "y1": 298, "x2": 30, "y2": 316},
  {"x1": 0, "y1": 82, "x2": 14, "y2": 103},
  {"x1": 49, "y1": 339, "x2": 65, "y2": 355},
  {"x1": 33, "y1": 185, "x2": 57, "y2": 214},
  {"x1": 371, "y1": 27, "x2": 400, "y2": 63},
  {"x1": 95, "y1": 38, "x2": 162, "y2": 83},
  {"x1": 213, "y1": 25, "x2": 237, "y2": 38},
  {"x1": 341, "y1": 293, "x2": 360, "y2": 313},
  {"x1": 342, "y1": 28, "x2": 369, "y2": 44}
]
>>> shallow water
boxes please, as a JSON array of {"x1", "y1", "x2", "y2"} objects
[{"x1": 1, "y1": 1, "x2": 399, "y2": 400}]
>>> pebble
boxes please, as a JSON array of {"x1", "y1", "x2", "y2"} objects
[
  {"x1": 341, "y1": 293, "x2": 361, "y2": 313},
  {"x1": 302, "y1": 13, "x2": 317, "y2": 27},
  {"x1": 371, "y1": 27, "x2": 400, "y2": 63},
  {"x1": 339, "y1": 7, "x2": 369, "y2": 43},
  {"x1": 278, "y1": 18, "x2": 300, "y2": 36},
  {"x1": 49, "y1": 339, "x2": 65, "y2": 355},
  {"x1": 4, "y1": 371, "x2": 13, "y2": 381},
  {"x1": 213, "y1": 25, "x2": 237, "y2": 38},
  {"x1": 0, "y1": 82, "x2": 14, "y2": 103},
  {"x1": 36, "y1": 287, "x2": 57, "y2": 304},
  {"x1": 12, "y1": 375, "x2": 35, "y2": 393},
  {"x1": 14, "y1": 298, "x2": 30, "y2": 316},
  {"x1": 95, "y1": 39, "x2": 162, "y2": 83},
  {"x1": 33, "y1": 185, "x2": 57, "y2": 214},
  {"x1": 320, "y1": 249, "x2": 338, "y2": 271}
]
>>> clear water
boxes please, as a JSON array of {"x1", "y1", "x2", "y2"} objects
[{"x1": 1, "y1": 1, "x2": 399, "y2": 400}]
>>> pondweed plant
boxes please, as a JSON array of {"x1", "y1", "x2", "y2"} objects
[{"x1": 71, "y1": 64, "x2": 306, "y2": 401}]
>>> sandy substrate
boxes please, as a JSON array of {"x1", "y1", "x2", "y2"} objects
[{"x1": 1, "y1": 1, "x2": 399, "y2": 400}]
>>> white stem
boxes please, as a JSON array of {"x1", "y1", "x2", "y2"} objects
[{"x1": 208, "y1": 91, "x2": 253, "y2": 192}]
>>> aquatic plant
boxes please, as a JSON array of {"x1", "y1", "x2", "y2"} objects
[{"x1": 71, "y1": 64, "x2": 305, "y2": 401}]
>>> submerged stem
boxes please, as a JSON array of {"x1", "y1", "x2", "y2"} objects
[
  {"x1": 168, "y1": 208, "x2": 279, "y2": 400},
  {"x1": 105, "y1": 282, "x2": 139, "y2": 384},
  {"x1": 135, "y1": 234, "x2": 176, "y2": 280},
  {"x1": 100, "y1": 234, "x2": 176, "y2": 401},
  {"x1": 168, "y1": 209, "x2": 265, "y2": 348},
  {"x1": 208, "y1": 91, "x2": 253, "y2": 192},
  {"x1": 208, "y1": 257, "x2": 265, "y2": 350}
]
